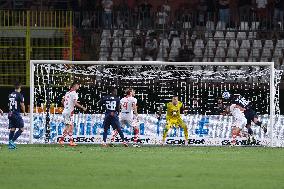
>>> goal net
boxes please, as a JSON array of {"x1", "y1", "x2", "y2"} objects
[{"x1": 29, "y1": 60, "x2": 284, "y2": 147}]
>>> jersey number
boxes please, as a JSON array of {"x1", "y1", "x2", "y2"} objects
[
  {"x1": 9, "y1": 98, "x2": 17, "y2": 110},
  {"x1": 106, "y1": 101, "x2": 116, "y2": 111}
]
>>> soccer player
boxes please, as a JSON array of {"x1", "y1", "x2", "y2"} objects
[
  {"x1": 58, "y1": 81, "x2": 87, "y2": 147},
  {"x1": 99, "y1": 87, "x2": 128, "y2": 147},
  {"x1": 238, "y1": 96, "x2": 267, "y2": 144},
  {"x1": 229, "y1": 101, "x2": 247, "y2": 146},
  {"x1": 8, "y1": 82, "x2": 27, "y2": 149},
  {"x1": 159, "y1": 96, "x2": 189, "y2": 145},
  {"x1": 120, "y1": 88, "x2": 140, "y2": 147}
]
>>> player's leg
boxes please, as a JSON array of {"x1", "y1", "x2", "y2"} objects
[
  {"x1": 112, "y1": 117, "x2": 128, "y2": 147},
  {"x1": 162, "y1": 119, "x2": 173, "y2": 144},
  {"x1": 102, "y1": 117, "x2": 111, "y2": 147},
  {"x1": 68, "y1": 123, "x2": 77, "y2": 146},
  {"x1": 178, "y1": 119, "x2": 189, "y2": 145},
  {"x1": 11, "y1": 115, "x2": 24, "y2": 144},
  {"x1": 8, "y1": 113, "x2": 17, "y2": 149},
  {"x1": 58, "y1": 113, "x2": 69, "y2": 145},
  {"x1": 132, "y1": 120, "x2": 140, "y2": 147},
  {"x1": 231, "y1": 126, "x2": 241, "y2": 146},
  {"x1": 253, "y1": 117, "x2": 267, "y2": 133}
]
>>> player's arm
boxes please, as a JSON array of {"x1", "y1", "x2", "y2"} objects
[
  {"x1": 20, "y1": 95, "x2": 27, "y2": 116},
  {"x1": 61, "y1": 96, "x2": 65, "y2": 106},
  {"x1": 0, "y1": 109, "x2": 3, "y2": 116},
  {"x1": 133, "y1": 102, "x2": 138, "y2": 117},
  {"x1": 74, "y1": 101, "x2": 87, "y2": 111}
]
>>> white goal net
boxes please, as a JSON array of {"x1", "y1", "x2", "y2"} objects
[{"x1": 29, "y1": 60, "x2": 284, "y2": 147}]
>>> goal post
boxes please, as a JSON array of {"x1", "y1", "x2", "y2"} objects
[{"x1": 29, "y1": 60, "x2": 283, "y2": 147}]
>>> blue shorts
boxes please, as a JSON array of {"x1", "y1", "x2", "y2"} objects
[
  {"x1": 103, "y1": 113, "x2": 121, "y2": 131},
  {"x1": 244, "y1": 109, "x2": 257, "y2": 126},
  {"x1": 8, "y1": 112, "x2": 24, "y2": 129}
]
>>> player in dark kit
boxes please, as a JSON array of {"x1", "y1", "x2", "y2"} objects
[
  {"x1": 8, "y1": 82, "x2": 27, "y2": 149},
  {"x1": 235, "y1": 96, "x2": 267, "y2": 145},
  {"x1": 99, "y1": 87, "x2": 128, "y2": 147}
]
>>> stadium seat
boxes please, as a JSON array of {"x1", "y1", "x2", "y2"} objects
[
  {"x1": 194, "y1": 39, "x2": 205, "y2": 49},
  {"x1": 183, "y1": 22, "x2": 192, "y2": 29},
  {"x1": 157, "y1": 47, "x2": 168, "y2": 61},
  {"x1": 237, "y1": 32, "x2": 247, "y2": 39},
  {"x1": 160, "y1": 38, "x2": 170, "y2": 49},
  {"x1": 247, "y1": 32, "x2": 257, "y2": 39},
  {"x1": 204, "y1": 31, "x2": 213, "y2": 38},
  {"x1": 218, "y1": 40, "x2": 227, "y2": 48},
  {"x1": 100, "y1": 38, "x2": 111, "y2": 48},
  {"x1": 251, "y1": 22, "x2": 260, "y2": 30},
  {"x1": 168, "y1": 48, "x2": 179, "y2": 61},
  {"x1": 276, "y1": 39, "x2": 284, "y2": 49},
  {"x1": 122, "y1": 47, "x2": 133, "y2": 60},
  {"x1": 113, "y1": 30, "x2": 123, "y2": 38},
  {"x1": 99, "y1": 47, "x2": 109, "y2": 61},
  {"x1": 262, "y1": 48, "x2": 272, "y2": 58},
  {"x1": 227, "y1": 48, "x2": 237, "y2": 58},
  {"x1": 110, "y1": 48, "x2": 122, "y2": 61},
  {"x1": 238, "y1": 49, "x2": 249, "y2": 58},
  {"x1": 228, "y1": 40, "x2": 239, "y2": 49},
  {"x1": 206, "y1": 21, "x2": 215, "y2": 30},
  {"x1": 273, "y1": 48, "x2": 283, "y2": 58},
  {"x1": 171, "y1": 37, "x2": 181, "y2": 48},
  {"x1": 123, "y1": 38, "x2": 133, "y2": 48},
  {"x1": 194, "y1": 48, "x2": 203, "y2": 58},
  {"x1": 102, "y1": 30, "x2": 111, "y2": 38},
  {"x1": 239, "y1": 22, "x2": 249, "y2": 30},
  {"x1": 203, "y1": 47, "x2": 215, "y2": 58},
  {"x1": 214, "y1": 31, "x2": 224, "y2": 39},
  {"x1": 251, "y1": 49, "x2": 260, "y2": 58},
  {"x1": 215, "y1": 47, "x2": 226, "y2": 58},
  {"x1": 252, "y1": 40, "x2": 263, "y2": 49},
  {"x1": 112, "y1": 38, "x2": 123, "y2": 48},
  {"x1": 206, "y1": 39, "x2": 216, "y2": 49},
  {"x1": 124, "y1": 30, "x2": 133, "y2": 38},
  {"x1": 263, "y1": 40, "x2": 274, "y2": 49},
  {"x1": 240, "y1": 40, "x2": 250, "y2": 49},
  {"x1": 225, "y1": 31, "x2": 235, "y2": 39}
]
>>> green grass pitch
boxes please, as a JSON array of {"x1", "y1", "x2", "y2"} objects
[{"x1": 0, "y1": 145, "x2": 284, "y2": 189}]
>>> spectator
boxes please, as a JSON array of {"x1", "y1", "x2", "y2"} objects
[
  {"x1": 162, "y1": 0, "x2": 171, "y2": 20},
  {"x1": 156, "y1": 6, "x2": 168, "y2": 28},
  {"x1": 238, "y1": 0, "x2": 253, "y2": 21},
  {"x1": 138, "y1": 0, "x2": 152, "y2": 29},
  {"x1": 102, "y1": 0, "x2": 113, "y2": 29},
  {"x1": 144, "y1": 36, "x2": 158, "y2": 61},
  {"x1": 254, "y1": 0, "x2": 268, "y2": 20},
  {"x1": 218, "y1": 0, "x2": 230, "y2": 25},
  {"x1": 214, "y1": 98, "x2": 226, "y2": 115},
  {"x1": 273, "y1": 0, "x2": 284, "y2": 25},
  {"x1": 197, "y1": 0, "x2": 208, "y2": 26}
]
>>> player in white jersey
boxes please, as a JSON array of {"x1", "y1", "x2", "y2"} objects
[
  {"x1": 58, "y1": 81, "x2": 87, "y2": 147},
  {"x1": 119, "y1": 88, "x2": 140, "y2": 147}
]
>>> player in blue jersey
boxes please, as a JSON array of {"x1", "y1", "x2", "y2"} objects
[
  {"x1": 8, "y1": 82, "x2": 27, "y2": 149},
  {"x1": 99, "y1": 87, "x2": 128, "y2": 147}
]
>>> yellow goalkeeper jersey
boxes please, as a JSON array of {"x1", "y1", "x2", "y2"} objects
[{"x1": 166, "y1": 101, "x2": 183, "y2": 119}]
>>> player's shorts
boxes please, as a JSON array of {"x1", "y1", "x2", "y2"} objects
[
  {"x1": 166, "y1": 117, "x2": 185, "y2": 129},
  {"x1": 8, "y1": 112, "x2": 24, "y2": 129},
  {"x1": 103, "y1": 113, "x2": 121, "y2": 130},
  {"x1": 244, "y1": 109, "x2": 258, "y2": 126},
  {"x1": 120, "y1": 112, "x2": 134, "y2": 125},
  {"x1": 232, "y1": 115, "x2": 247, "y2": 129},
  {"x1": 62, "y1": 112, "x2": 74, "y2": 126}
]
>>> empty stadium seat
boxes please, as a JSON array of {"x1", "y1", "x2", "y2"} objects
[
  {"x1": 215, "y1": 47, "x2": 226, "y2": 58},
  {"x1": 227, "y1": 48, "x2": 237, "y2": 58},
  {"x1": 225, "y1": 31, "x2": 235, "y2": 39},
  {"x1": 252, "y1": 40, "x2": 263, "y2": 49},
  {"x1": 238, "y1": 48, "x2": 249, "y2": 58},
  {"x1": 240, "y1": 40, "x2": 250, "y2": 49},
  {"x1": 206, "y1": 39, "x2": 216, "y2": 49},
  {"x1": 214, "y1": 31, "x2": 224, "y2": 39},
  {"x1": 228, "y1": 40, "x2": 239, "y2": 49},
  {"x1": 237, "y1": 32, "x2": 247, "y2": 39},
  {"x1": 194, "y1": 39, "x2": 205, "y2": 49},
  {"x1": 218, "y1": 40, "x2": 227, "y2": 48},
  {"x1": 122, "y1": 47, "x2": 133, "y2": 60},
  {"x1": 112, "y1": 38, "x2": 123, "y2": 48},
  {"x1": 171, "y1": 37, "x2": 181, "y2": 48},
  {"x1": 263, "y1": 40, "x2": 274, "y2": 49}
]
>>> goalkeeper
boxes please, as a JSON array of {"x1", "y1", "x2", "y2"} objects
[{"x1": 158, "y1": 96, "x2": 189, "y2": 145}]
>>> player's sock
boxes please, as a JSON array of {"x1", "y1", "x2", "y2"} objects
[
  {"x1": 117, "y1": 128, "x2": 125, "y2": 142},
  {"x1": 9, "y1": 130, "x2": 15, "y2": 141},
  {"x1": 12, "y1": 130, "x2": 23, "y2": 142},
  {"x1": 110, "y1": 130, "x2": 118, "y2": 142},
  {"x1": 133, "y1": 128, "x2": 139, "y2": 143},
  {"x1": 247, "y1": 127, "x2": 253, "y2": 135},
  {"x1": 232, "y1": 134, "x2": 237, "y2": 145},
  {"x1": 103, "y1": 129, "x2": 108, "y2": 143}
]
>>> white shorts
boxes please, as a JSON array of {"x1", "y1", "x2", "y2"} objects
[
  {"x1": 120, "y1": 113, "x2": 138, "y2": 127},
  {"x1": 232, "y1": 115, "x2": 247, "y2": 129},
  {"x1": 62, "y1": 112, "x2": 74, "y2": 126}
]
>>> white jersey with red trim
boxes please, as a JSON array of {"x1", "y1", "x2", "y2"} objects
[
  {"x1": 62, "y1": 90, "x2": 78, "y2": 115},
  {"x1": 230, "y1": 104, "x2": 247, "y2": 128},
  {"x1": 120, "y1": 96, "x2": 137, "y2": 115}
]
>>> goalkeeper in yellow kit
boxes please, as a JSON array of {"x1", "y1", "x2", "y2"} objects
[{"x1": 159, "y1": 96, "x2": 189, "y2": 145}]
